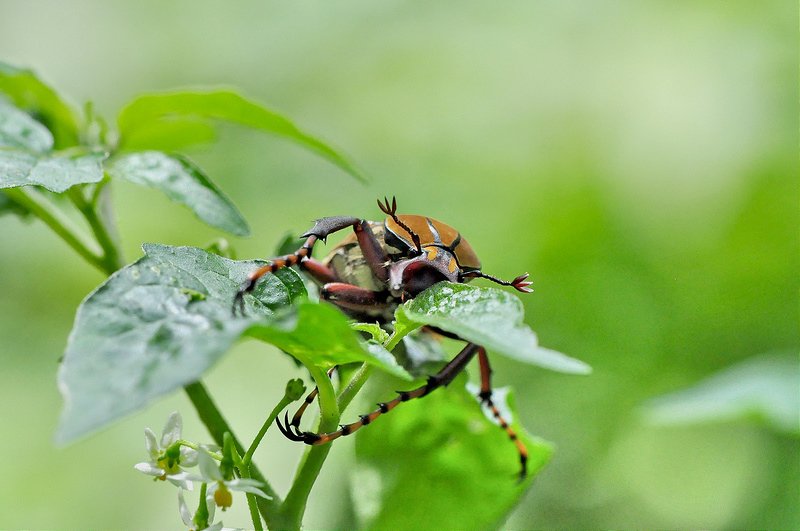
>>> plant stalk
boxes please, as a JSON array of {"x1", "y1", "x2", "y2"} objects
[
  {"x1": 3, "y1": 187, "x2": 107, "y2": 273},
  {"x1": 184, "y1": 381, "x2": 282, "y2": 525},
  {"x1": 275, "y1": 365, "x2": 339, "y2": 530}
]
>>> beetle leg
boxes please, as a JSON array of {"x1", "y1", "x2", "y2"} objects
[
  {"x1": 278, "y1": 367, "x2": 337, "y2": 436},
  {"x1": 320, "y1": 282, "x2": 387, "y2": 312},
  {"x1": 354, "y1": 220, "x2": 390, "y2": 282},
  {"x1": 301, "y1": 216, "x2": 361, "y2": 240},
  {"x1": 377, "y1": 196, "x2": 422, "y2": 253},
  {"x1": 233, "y1": 234, "x2": 320, "y2": 314},
  {"x1": 463, "y1": 271, "x2": 533, "y2": 293},
  {"x1": 300, "y1": 258, "x2": 339, "y2": 284},
  {"x1": 276, "y1": 343, "x2": 481, "y2": 445},
  {"x1": 477, "y1": 347, "x2": 529, "y2": 480}
]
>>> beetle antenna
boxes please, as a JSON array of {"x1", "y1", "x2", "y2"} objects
[
  {"x1": 377, "y1": 196, "x2": 422, "y2": 253},
  {"x1": 465, "y1": 271, "x2": 533, "y2": 293}
]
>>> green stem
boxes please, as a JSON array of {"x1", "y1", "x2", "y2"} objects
[
  {"x1": 245, "y1": 489, "x2": 264, "y2": 531},
  {"x1": 184, "y1": 381, "x2": 282, "y2": 525},
  {"x1": 243, "y1": 394, "x2": 296, "y2": 469},
  {"x1": 337, "y1": 362, "x2": 373, "y2": 411},
  {"x1": 68, "y1": 186, "x2": 124, "y2": 271},
  {"x1": 276, "y1": 365, "x2": 339, "y2": 530},
  {"x1": 240, "y1": 393, "x2": 296, "y2": 531},
  {"x1": 3, "y1": 187, "x2": 107, "y2": 273},
  {"x1": 173, "y1": 439, "x2": 222, "y2": 461}
]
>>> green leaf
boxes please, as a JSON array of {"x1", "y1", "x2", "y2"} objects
[
  {"x1": 56, "y1": 244, "x2": 408, "y2": 443},
  {"x1": 0, "y1": 150, "x2": 106, "y2": 193},
  {"x1": 352, "y1": 373, "x2": 553, "y2": 530},
  {"x1": 642, "y1": 352, "x2": 800, "y2": 435},
  {"x1": 397, "y1": 282, "x2": 591, "y2": 374},
  {"x1": 350, "y1": 322, "x2": 391, "y2": 344},
  {"x1": 115, "y1": 117, "x2": 217, "y2": 152},
  {"x1": 57, "y1": 243, "x2": 303, "y2": 443},
  {"x1": 108, "y1": 151, "x2": 250, "y2": 236},
  {"x1": 117, "y1": 90, "x2": 366, "y2": 182},
  {"x1": 397, "y1": 331, "x2": 449, "y2": 377},
  {"x1": 0, "y1": 100, "x2": 54, "y2": 152},
  {"x1": 246, "y1": 303, "x2": 411, "y2": 380},
  {"x1": 0, "y1": 62, "x2": 81, "y2": 148}
]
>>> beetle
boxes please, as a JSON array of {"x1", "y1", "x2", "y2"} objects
[{"x1": 234, "y1": 197, "x2": 534, "y2": 478}]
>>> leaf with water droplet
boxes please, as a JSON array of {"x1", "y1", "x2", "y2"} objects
[{"x1": 396, "y1": 282, "x2": 591, "y2": 374}]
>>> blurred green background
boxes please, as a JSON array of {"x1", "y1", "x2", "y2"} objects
[{"x1": 0, "y1": 1, "x2": 797, "y2": 528}]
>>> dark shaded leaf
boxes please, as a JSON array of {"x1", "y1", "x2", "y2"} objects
[
  {"x1": 398, "y1": 282, "x2": 591, "y2": 374},
  {"x1": 0, "y1": 62, "x2": 81, "y2": 148},
  {"x1": 352, "y1": 373, "x2": 553, "y2": 530},
  {"x1": 108, "y1": 151, "x2": 249, "y2": 236},
  {"x1": 117, "y1": 90, "x2": 366, "y2": 182}
]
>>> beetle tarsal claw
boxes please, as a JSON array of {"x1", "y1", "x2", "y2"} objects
[{"x1": 511, "y1": 273, "x2": 533, "y2": 293}]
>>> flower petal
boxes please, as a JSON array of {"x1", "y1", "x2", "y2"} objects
[
  {"x1": 180, "y1": 447, "x2": 199, "y2": 467},
  {"x1": 144, "y1": 427, "x2": 159, "y2": 457},
  {"x1": 134, "y1": 462, "x2": 165, "y2": 477},
  {"x1": 178, "y1": 489, "x2": 193, "y2": 526},
  {"x1": 161, "y1": 411, "x2": 183, "y2": 447},
  {"x1": 225, "y1": 479, "x2": 271, "y2": 499},
  {"x1": 198, "y1": 450, "x2": 223, "y2": 481},
  {"x1": 167, "y1": 476, "x2": 195, "y2": 491}
]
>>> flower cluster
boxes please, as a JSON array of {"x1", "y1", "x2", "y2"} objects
[{"x1": 134, "y1": 412, "x2": 269, "y2": 530}]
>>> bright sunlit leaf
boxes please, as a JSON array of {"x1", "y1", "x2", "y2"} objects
[
  {"x1": 0, "y1": 62, "x2": 81, "y2": 148},
  {"x1": 117, "y1": 90, "x2": 366, "y2": 181}
]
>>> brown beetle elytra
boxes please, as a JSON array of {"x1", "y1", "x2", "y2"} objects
[{"x1": 234, "y1": 197, "x2": 533, "y2": 478}]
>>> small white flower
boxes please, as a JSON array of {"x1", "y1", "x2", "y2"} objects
[
  {"x1": 134, "y1": 411, "x2": 198, "y2": 489},
  {"x1": 178, "y1": 488, "x2": 221, "y2": 531},
  {"x1": 197, "y1": 450, "x2": 271, "y2": 511}
]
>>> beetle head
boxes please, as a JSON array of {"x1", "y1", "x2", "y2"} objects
[{"x1": 388, "y1": 246, "x2": 459, "y2": 299}]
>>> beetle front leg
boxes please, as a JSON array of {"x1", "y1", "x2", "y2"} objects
[
  {"x1": 463, "y1": 270, "x2": 533, "y2": 293},
  {"x1": 234, "y1": 216, "x2": 361, "y2": 315},
  {"x1": 233, "y1": 234, "x2": 319, "y2": 315},
  {"x1": 477, "y1": 348, "x2": 529, "y2": 479}
]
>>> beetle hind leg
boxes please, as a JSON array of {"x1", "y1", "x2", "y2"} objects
[
  {"x1": 477, "y1": 347, "x2": 529, "y2": 480},
  {"x1": 276, "y1": 367, "x2": 336, "y2": 442},
  {"x1": 276, "y1": 342, "x2": 481, "y2": 446}
]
